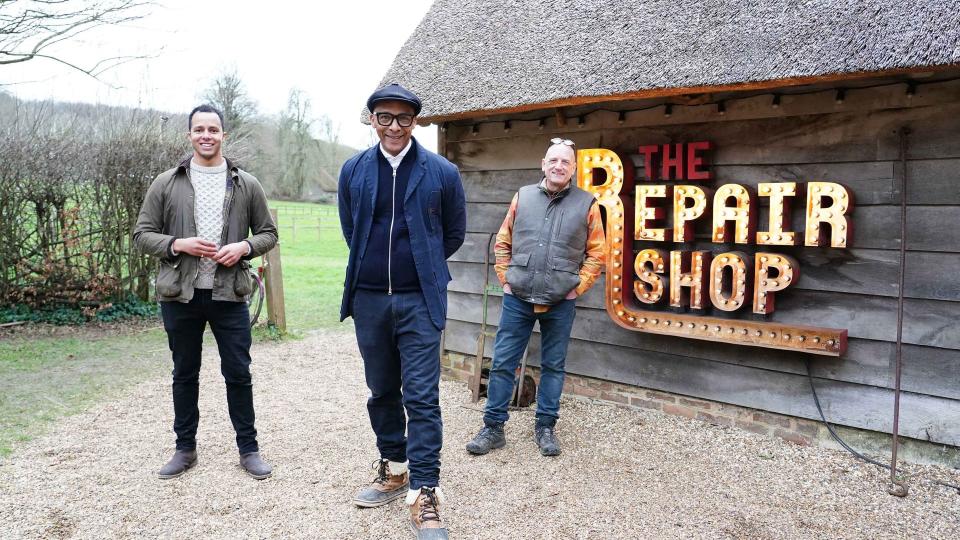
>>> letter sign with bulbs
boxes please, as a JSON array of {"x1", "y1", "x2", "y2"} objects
[{"x1": 578, "y1": 144, "x2": 851, "y2": 356}]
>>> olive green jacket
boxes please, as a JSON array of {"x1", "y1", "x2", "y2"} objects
[{"x1": 133, "y1": 157, "x2": 278, "y2": 303}]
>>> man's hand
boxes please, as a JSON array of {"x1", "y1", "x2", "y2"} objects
[
  {"x1": 503, "y1": 283, "x2": 512, "y2": 295},
  {"x1": 172, "y1": 237, "x2": 218, "y2": 258},
  {"x1": 565, "y1": 288, "x2": 579, "y2": 300},
  {"x1": 212, "y1": 242, "x2": 250, "y2": 267}
]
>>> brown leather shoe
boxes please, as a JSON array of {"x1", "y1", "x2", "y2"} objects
[
  {"x1": 158, "y1": 449, "x2": 197, "y2": 479},
  {"x1": 407, "y1": 487, "x2": 448, "y2": 539},
  {"x1": 239, "y1": 451, "x2": 273, "y2": 479},
  {"x1": 353, "y1": 459, "x2": 409, "y2": 508}
]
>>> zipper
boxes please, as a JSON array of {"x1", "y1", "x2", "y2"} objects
[
  {"x1": 215, "y1": 173, "x2": 237, "y2": 289},
  {"x1": 184, "y1": 167, "x2": 201, "y2": 284},
  {"x1": 387, "y1": 167, "x2": 397, "y2": 295},
  {"x1": 539, "y1": 196, "x2": 561, "y2": 299},
  {"x1": 220, "y1": 173, "x2": 236, "y2": 252}
]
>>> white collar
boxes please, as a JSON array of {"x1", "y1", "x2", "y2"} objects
[{"x1": 379, "y1": 140, "x2": 413, "y2": 169}]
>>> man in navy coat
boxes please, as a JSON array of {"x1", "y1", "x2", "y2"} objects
[{"x1": 338, "y1": 83, "x2": 465, "y2": 539}]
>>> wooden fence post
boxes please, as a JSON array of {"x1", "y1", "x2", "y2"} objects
[{"x1": 264, "y1": 208, "x2": 287, "y2": 332}]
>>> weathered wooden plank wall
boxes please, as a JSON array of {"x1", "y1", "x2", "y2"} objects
[{"x1": 438, "y1": 78, "x2": 960, "y2": 446}]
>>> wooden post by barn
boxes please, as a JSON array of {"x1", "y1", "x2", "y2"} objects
[{"x1": 264, "y1": 208, "x2": 287, "y2": 332}]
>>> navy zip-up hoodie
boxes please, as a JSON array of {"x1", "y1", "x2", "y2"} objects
[{"x1": 355, "y1": 144, "x2": 420, "y2": 292}]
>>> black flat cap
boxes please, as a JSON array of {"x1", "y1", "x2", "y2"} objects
[{"x1": 367, "y1": 83, "x2": 422, "y2": 116}]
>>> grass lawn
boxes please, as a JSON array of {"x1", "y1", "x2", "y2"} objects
[
  {"x1": 0, "y1": 328, "x2": 170, "y2": 456},
  {"x1": 0, "y1": 198, "x2": 349, "y2": 456},
  {"x1": 265, "y1": 200, "x2": 351, "y2": 334}
]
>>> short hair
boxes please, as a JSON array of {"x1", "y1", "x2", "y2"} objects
[{"x1": 188, "y1": 104, "x2": 225, "y2": 131}]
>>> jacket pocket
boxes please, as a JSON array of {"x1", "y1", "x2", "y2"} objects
[
  {"x1": 156, "y1": 260, "x2": 182, "y2": 297},
  {"x1": 233, "y1": 260, "x2": 254, "y2": 297},
  {"x1": 549, "y1": 256, "x2": 581, "y2": 297},
  {"x1": 427, "y1": 190, "x2": 441, "y2": 232},
  {"x1": 504, "y1": 252, "x2": 532, "y2": 294},
  {"x1": 551, "y1": 256, "x2": 580, "y2": 273},
  {"x1": 351, "y1": 182, "x2": 362, "y2": 205}
]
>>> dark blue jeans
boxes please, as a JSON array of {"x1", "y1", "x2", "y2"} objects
[
  {"x1": 160, "y1": 289, "x2": 258, "y2": 454},
  {"x1": 483, "y1": 294, "x2": 577, "y2": 428},
  {"x1": 353, "y1": 289, "x2": 442, "y2": 489}
]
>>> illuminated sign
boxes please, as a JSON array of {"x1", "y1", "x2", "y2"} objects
[{"x1": 577, "y1": 143, "x2": 850, "y2": 356}]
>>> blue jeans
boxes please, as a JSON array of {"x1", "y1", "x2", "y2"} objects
[
  {"x1": 159, "y1": 289, "x2": 258, "y2": 454},
  {"x1": 352, "y1": 289, "x2": 442, "y2": 489},
  {"x1": 483, "y1": 293, "x2": 577, "y2": 428}
]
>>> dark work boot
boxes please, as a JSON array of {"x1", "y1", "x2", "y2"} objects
[
  {"x1": 239, "y1": 451, "x2": 273, "y2": 479},
  {"x1": 534, "y1": 425, "x2": 561, "y2": 456},
  {"x1": 158, "y1": 449, "x2": 198, "y2": 479},
  {"x1": 465, "y1": 423, "x2": 506, "y2": 455}
]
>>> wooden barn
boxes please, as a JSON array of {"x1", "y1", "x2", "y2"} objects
[{"x1": 379, "y1": 0, "x2": 960, "y2": 463}]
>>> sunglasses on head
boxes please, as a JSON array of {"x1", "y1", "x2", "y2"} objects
[{"x1": 550, "y1": 137, "x2": 575, "y2": 147}]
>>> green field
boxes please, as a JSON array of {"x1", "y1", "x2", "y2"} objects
[
  {"x1": 0, "y1": 199, "x2": 349, "y2": 456},
  {"x1": 266, "y1": 200, "x2": 351, "y2": 333}
]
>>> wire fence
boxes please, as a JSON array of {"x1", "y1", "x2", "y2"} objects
[
  {"x1": 270, "y1": 204, "x2": 341, "y2": 242},
  {"x1": 271, "y1": 204, "x2": 338, "y2": 217}
]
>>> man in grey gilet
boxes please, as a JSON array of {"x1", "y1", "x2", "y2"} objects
[{"x1": 466, "y1": 138, "x2": 606, "y2": 456}]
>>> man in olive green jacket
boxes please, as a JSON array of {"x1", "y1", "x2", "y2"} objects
[{"x1": 133, "y1": 104, "x2": 277, "y2": 480}]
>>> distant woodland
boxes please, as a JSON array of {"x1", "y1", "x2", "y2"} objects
[
  {"x1": 0, "y1": 2, "x2": 358, "y2": 320},
  {"x1": 0, "y1": 82, "x2": 357, "y2": 318}
]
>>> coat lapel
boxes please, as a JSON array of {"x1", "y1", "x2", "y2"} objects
[
  {"x1": 362, "y1": 147, "x2": 378, "y2": 209},
  {"x1": 404, "y1": 141, "x2": 427, "y2": 203}
]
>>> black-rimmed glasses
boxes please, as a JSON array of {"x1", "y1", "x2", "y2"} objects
[{"x1": 374, "y1": 112, "x2": 415, "y2": 128}]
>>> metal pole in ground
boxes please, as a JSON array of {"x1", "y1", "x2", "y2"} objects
[{"x1": 888, "y1": 127, "x2": 910, "y2": 497}]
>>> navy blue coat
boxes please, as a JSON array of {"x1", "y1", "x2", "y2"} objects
[{"x1": 338, "y1": 139, "x2": 466, "y2": 330}]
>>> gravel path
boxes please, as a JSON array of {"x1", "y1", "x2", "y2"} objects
[{"x1": 1, "y1": 329, "x2": 958, "y2": 539}]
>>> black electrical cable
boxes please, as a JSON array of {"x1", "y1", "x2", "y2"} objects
[
  {"x1": 805, "y1": 357, "x2": 960, "y2": 494},
  {"x1": 806, "y1": 357, "x2": 890, "y2": 468}
]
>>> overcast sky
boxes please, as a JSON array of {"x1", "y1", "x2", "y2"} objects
[{"x1": 1, "y1": 0, "x2": 438, "y2": 151}]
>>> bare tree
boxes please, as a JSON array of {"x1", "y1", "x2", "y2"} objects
[
  {"x1": 0, "y1": 0, "x2": 151, "y2": 79},
  {"x1": 277, "y1": 88, "x2": 313, "y2": 199},
  {"x1": 314, "y1": 113, "x2": 342, "y2": 189},
  {"x1": 201, "y1": 67, "x2": 258, "y2": 139},
  {"x1": 317, "y1": 114, "x2": 340, "y2": 149}
]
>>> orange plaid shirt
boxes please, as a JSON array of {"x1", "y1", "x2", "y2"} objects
[{"x1": 494, "y1": 184, "x2": 606, "y2": 312}]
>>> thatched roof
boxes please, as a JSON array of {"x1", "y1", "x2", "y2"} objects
[{"x1": 379, "y1": 0, "x2": 960, "y2": 122}]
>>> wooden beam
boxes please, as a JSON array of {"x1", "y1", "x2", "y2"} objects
[
  {"x1": 554, "y1": 108, "x2": 567, "y2": 128},
  {"x1": 264, "y1": 209, "x2": 287, "y2": 333},
  {"x1": 437, "y1": 122, "x2": 448, "y2": 159},
  {"x1": 0, "y1": 321, "x2": 26, "y2": 328},
  {"x1": 418, "y1": 65, "x2": 960, "y2": 124}
]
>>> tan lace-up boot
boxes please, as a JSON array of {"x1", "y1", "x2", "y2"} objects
[
  {"x1": 352, "y1": 459, "x2": 409, "y2": 508},
  {"x1": 407, "y1": 486, "x2": 448, "y2": 539}
]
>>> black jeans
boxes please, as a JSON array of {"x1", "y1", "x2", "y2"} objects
[{"x1": 160, "y1": 289, "x2": 258, "y2": 454}]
